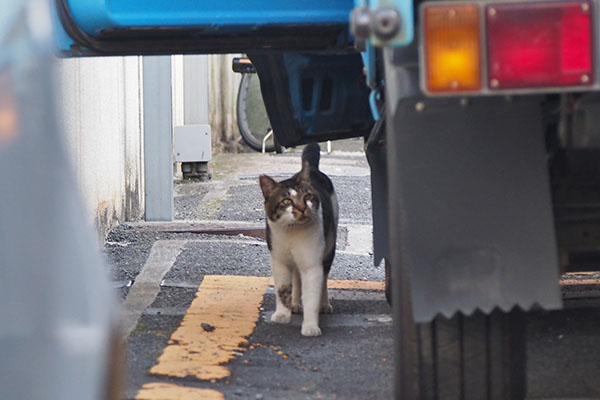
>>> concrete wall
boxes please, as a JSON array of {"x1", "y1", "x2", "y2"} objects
[
  {"x1": 208, "y1": 54, "x2": 243, "y2": 153},
  {"x1": 54, "y1": 56, "x2": 145, "y2": 240},
  {"x1": 174, "y1": 54, "x2": 242, "y2": 152},
  {"x1": 172, "y1": 56, "x2": 184, "y2": 128},
  {"x1": 54, "y1": 54, "x2": 241, "y2": 239},
  {"x1": 172, "y1": 54, "x2": 241, "y2": 151}
]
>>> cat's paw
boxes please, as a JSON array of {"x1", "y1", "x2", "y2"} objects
[
  {"x1": 320, "y1": 302, "x2": 333, "y2": 314},
  {"x1": 301, "y1": 324, "x2": 322, "y2": 337},
  {"x1": 271, "y1": 310, "x2": 292, "y2": 324},
  {"x1": 291, "y1": 303, "x2": 303, "y2": 314}
]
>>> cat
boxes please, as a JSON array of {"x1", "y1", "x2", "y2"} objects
[{"x1": 259, "y1": 143, "x2": 338, "y2": 336}]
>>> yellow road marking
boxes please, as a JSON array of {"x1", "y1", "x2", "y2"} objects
[
  {"x1": 561, "y1": 278, "x2": 600, "y2": 286},
  {"x1": 326, "y1": 279, "x2": 385, "y2": 291},
  {"x1": 264, "y1": 278, "x2": 385, "y2": 291},
  {"x1": 561, "y1": 272, "x2": 600, "y2": 286},
  {"x1": 141, "y1": 275, "x2": 384, "y2": 398},
  {"x1": 149, "y1": 275, "x2": 271, "y2": 380},
  {"x1": 135, "y1": 383, "x2": 224, "y2": 400}
]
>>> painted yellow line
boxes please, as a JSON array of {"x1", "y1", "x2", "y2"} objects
[
  {"x1": 327, "y1": 279, "x2": 385, "y2": 291},
  {"x1": 149, "y1": 275, "x2": 271, "y2": 380},
  {"x1": 135, "y1": 383, "x2": 224, "y2": 400},
  {"x1": 264, "y1": 278, "x2": 385, "y2": 291},
  {"x1": 561, "y1": 272, "x2": 600, "y2": 286},
  {"x1": 144, "y1": 275, "x2": 384, "y2": 394},
  {"x1": 561, "y1": 278, "x2": 600, "y2": 286}
]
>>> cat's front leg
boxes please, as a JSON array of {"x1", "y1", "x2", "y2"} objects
[
  {"x1": 320, "y1": 273, "x2": 333, "y2": 314},
  {"x1": 299, "y1": 267, "x2": 324, "y2": 336},
  {"x1": 270, "y1": 257, "x2": 293, "y2": 324},
  {"x1": 291, "y1": 267, "x2": 302, "y2": 314}
]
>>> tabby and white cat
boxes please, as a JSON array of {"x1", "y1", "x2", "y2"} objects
[{"x1": 259, "y1": 143, "x2": 338, "y2": 336}]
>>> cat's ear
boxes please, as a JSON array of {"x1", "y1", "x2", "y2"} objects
[
  {"x1": 259, "y1": 175, "x2": 279, "y2": 199},
  {"x1": 298, "y1": 161, "x2": 311, "y2": 183}
]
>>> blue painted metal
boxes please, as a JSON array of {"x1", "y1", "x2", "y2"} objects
[
  {"x1": 360, "y1": 41, "x2": 383, "y2": 120},
  {"x1": 65, "y1": 0, "x2": 354, "y2": 35},
  {"x1": 354, "y1": 0, "x2": 394, "y2": 120},
  {"x1": 52, "y1": 1, "x2": 77, "y2": 54},
  {"x1": 283, "y1": 53, "x2": 372, "y2": 138},
  {"x1": 249, "y1": 53, "x2": 373, "y2": 146},
  {"x1": 369, "y1": 90, "x2": 381, "y2": 120},
  {"x1": 54, "y1": 0, "x2": 357, "y2": 54},
  {"x1": 361, "y1": 41, "x2": 377, "y2": 90}
]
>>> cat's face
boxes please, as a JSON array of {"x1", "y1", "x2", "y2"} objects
[{"x1": 259, "y1": 169, "x2": 320, "y2": 227}]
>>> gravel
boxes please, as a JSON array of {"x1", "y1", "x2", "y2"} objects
[{"x1": 213, "y1": 175, "x2": 372, "y2": 225}]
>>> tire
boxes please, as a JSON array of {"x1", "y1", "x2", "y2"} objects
[
  {"x1": 392, "y1": 263, "x2": 527, "y2": 399},
  {"x1": 236, "y1": 72, "x2": 281, "y2": 153},
  {"x1": 411, "y1": 310, "x2": 526, "y2": 399}
]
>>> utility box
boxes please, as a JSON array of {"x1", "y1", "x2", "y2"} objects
[{"x1": 174, "y1": 124, "x2": 212, "y2": 163}]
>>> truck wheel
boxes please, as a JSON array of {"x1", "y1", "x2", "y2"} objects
[
  {"x1": 237, "y1": 72, "x2": 278, "y2": 152},
  {"x1": 393, "y1": 265, "x2": 527, "y2": 399},
  {"x1": 412, "y1": 311, "x2": 526, "y2": 399}
]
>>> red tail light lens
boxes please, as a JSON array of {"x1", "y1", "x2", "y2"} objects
[{"x1": 486, "y1": 1, "x2": 593, "y2": 90}]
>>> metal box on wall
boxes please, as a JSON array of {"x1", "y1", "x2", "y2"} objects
[{"x1": 174, "y1": 124, "x2": 211, "y2": 163}]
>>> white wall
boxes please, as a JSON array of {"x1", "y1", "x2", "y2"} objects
[
  {"x1": 171, "y1": 55, "x2": 185, "y2": 128},
  {"x1": 53, "y1": 54, "x2": 241, "y2": 240},
  {"x1": 209, "y1": 54, "x2": 242, "y2": 152},
  {"x1": 54, "y1": 56, "x2": 145, "y2": 240},
  {"x1": 174, "y1": 54, "x2": 242, "y2": 152}
]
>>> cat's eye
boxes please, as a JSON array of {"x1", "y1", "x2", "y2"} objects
[{"x1": 281, "y1": 198, "x2": 292, "y2": 206}]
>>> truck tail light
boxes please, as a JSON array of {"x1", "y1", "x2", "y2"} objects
[
  {"x1": 486, "y1": 1, "x2": 593, "y2": 90},
  {"x1": 424, "y1": 4, "x2": 482, "y2": 93}
]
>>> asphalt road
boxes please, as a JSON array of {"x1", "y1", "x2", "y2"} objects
[
  {"x1": 105, "y1": 143, "x2": 600, "y2": 400},
  {"x1": 104, "y1": 144, "x2": 393, "y2": 399}
]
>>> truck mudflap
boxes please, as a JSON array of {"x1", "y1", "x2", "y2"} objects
[{"x1": 385, "y1": 62, "x2": 563, "y2": 323}]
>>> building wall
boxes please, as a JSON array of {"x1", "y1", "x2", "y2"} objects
[
  {"x1": 54, "y1": 56, "x2": 145, "y2": 240},
  {"x1": 53, "y1": 54, "x2": 241, "y2": 240},
  {"x1": 208, "y1": 54, "x2": 243, "y2": 153},
  {"x1": 173, "y1": 54, "x2": 241, "y2": 152}
]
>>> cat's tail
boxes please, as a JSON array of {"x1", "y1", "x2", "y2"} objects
[{"x1": 302, "y1": 143, "x2": 321, "y2": 169}]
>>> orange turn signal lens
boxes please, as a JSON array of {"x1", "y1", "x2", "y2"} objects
[{"x1": 424, "y1": 4, "x2": 482, "y2": 93}]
